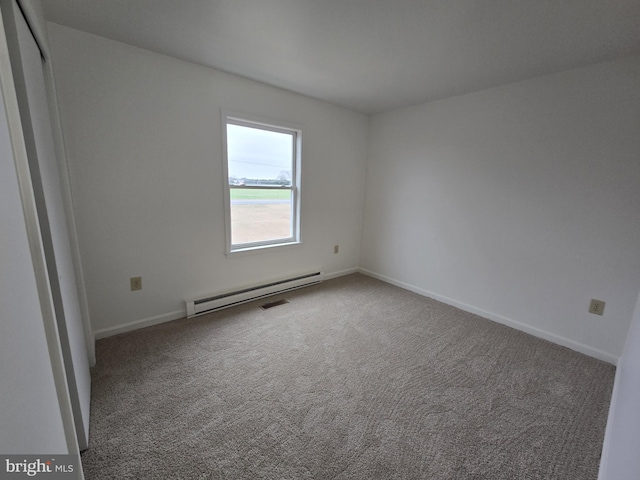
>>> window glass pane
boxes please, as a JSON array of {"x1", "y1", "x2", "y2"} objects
[
  {"x1": 230, "y1": 188, "x2": 292, "y2": 245},
  {"x1": 227, "y1": 124, "x2": 293, "y2": 186},
  {"x1": 225, "y1": 118, "x2": 300, "y2": 251}
]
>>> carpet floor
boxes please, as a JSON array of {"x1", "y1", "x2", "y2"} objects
[{"x1": 81, "y1": 273, "x2": 615, "y2": 479}]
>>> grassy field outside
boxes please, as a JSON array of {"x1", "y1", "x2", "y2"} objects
[
  {"x1": 230, "y1": 188, "x2": 291, "y2": 201},
  {"x1": 229, "y1": 188, "x2": 292, "y2": 244},
  {"x1": 231, "y1": 204, "x2": 291, "y2": 244}
]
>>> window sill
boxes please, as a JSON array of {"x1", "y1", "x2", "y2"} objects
[{"x1": 226, "y1": 241, "x2": 302, "y2": 258}]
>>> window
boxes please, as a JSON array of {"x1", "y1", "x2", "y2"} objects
[{"x1": 223, "y1": 113, "x2": 301, "y2": 253}]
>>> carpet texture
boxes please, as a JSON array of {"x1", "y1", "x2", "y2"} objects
[{"x1": 82, "y1": 274, "x2": 615, "y2": 479}]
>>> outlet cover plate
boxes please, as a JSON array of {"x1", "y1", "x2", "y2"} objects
[
  {"x1": 130, "y1": 276, "x2": 142, "y2": 291},
  {"x1": 589, "y1": 299, "x2": 605, "y2": 315}
]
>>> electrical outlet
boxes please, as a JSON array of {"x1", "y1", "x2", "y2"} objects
[
  {"x1": 334, "y1": 245, "x2": 339, "y2": 254},
  {"x1": 130, "y1": 276, "x2": 142, "y2": 291},
  {"x1": 589, "y1": 299, "x2": 605, "y2": 316}
]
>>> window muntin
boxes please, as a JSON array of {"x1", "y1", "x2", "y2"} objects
[{"x1": 224, "y1": 116, "x2": 301, "y2": 252}]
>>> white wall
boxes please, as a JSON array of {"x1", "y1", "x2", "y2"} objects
[
  {"x1": 47, "y1": 23, "x2": 368, "y2": 336},
  {"x1": 361, "y1": 56, "x2": 640, "y2": 362},
  {"x1": 0, "y1": 43, "x2": 67, "y2": 453},
  {"x1": 599, "y1": 287, "x2": 640, "y2": 479}
]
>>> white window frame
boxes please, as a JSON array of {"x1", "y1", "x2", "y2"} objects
[{"x1": 222, "y1": 111, "x2": 302, "y2": 255}]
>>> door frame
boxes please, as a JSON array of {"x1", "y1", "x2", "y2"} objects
[{"x1": 0, "y1": 0, "x2": 84, "y2": 462}]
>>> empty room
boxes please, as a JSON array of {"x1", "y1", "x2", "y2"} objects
[{"x1": 1, "y1": 0, "x2": 640, "y2": 479}]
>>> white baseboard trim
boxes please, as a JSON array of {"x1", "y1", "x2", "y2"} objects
[
  {"x1": 325, "y1": 267, "x2": 359, "y2": 280},
  {"x1": 358, "y1": 268, "x2": 618, "y2": 365},
  {"x1": 94, "y1": 309, "x2": 185, "y2": 340}
]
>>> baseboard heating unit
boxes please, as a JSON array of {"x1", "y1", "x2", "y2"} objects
[{"x1": 185, "y1": 271, "x2": 324, "y2": 318}]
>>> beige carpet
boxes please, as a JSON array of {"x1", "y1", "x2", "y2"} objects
[{"x1": 82, "y1": 274, "x2": 614, "y2": 479}]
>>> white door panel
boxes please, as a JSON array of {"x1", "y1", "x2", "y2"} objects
[{"x1": 7, "y1": 0, "x2": 91, "y2": 450}]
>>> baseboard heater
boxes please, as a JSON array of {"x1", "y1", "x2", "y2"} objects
[{"x1": 185, "y1": 271, "x2": 324, "y2": 318}]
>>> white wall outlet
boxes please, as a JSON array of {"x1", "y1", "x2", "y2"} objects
[
  {"x1": 334, "y1": 245, "x2": 339, "y2": 254},
  {"x1": 130, "y1": 276, "x2": 142, "y2": 291},
  {"x1": 589, "y1": 299, "x2": 605, "y2": 315}
]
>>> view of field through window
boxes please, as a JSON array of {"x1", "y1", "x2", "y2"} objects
[{"x1": 226, "y1": 122, "x2": 296, "y2": 246}]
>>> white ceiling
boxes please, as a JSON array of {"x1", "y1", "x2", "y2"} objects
[{"x1": 42, "y1": 0, "x2": 640, "y2": 114}]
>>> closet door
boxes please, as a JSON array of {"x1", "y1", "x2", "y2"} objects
[{"x1": 2, "y1": 0, "x2": 91, "y2": 450}]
